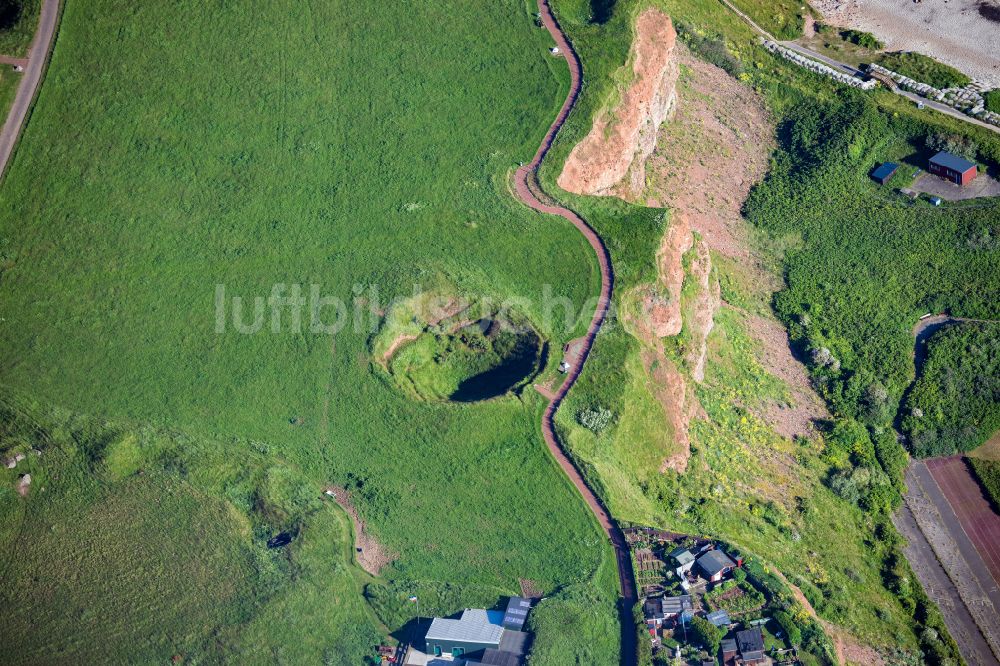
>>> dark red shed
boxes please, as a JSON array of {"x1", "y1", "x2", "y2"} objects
[{"x1": 928, "y1": 151, "x2": 977, "y2": 185}]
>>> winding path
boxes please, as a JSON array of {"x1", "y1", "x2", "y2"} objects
[
  {"x1": 513, "y1": 2, "x2": 637, "y2": 663},
  {"x1": 0, "y1": 0, "x2": 59, "y2": 180}
]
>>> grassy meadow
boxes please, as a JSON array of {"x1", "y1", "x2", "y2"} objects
[
  {"x1": 0, "y1": 399, "x2": 383, "y2": 664},
  {"x1": 0, "y1": 0, "x2": 622, "y2": 661}
]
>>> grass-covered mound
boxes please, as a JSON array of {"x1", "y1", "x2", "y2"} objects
[
  {"x1": 902, "y1": 322, "x2": 1000, "y2": 457},
  {"x1": 0, "y1": 402, "x2": 382, "y2": 664},
  {"x1": 876, "y1": 51, "x2": 971, "y2": 88},
  {"x1": 389, "y1": 320, "x2": 543, "y2": 402}
]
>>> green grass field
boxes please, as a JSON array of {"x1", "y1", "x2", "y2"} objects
[
  {"x1": 0, "y1": 400, "x2": 383, "y2": 664},
  {"x1": 0, "y1": 0, "x2": 621, "y2": 661},
  {"x1": 967, "y1": 457, "x2": 1000, "y2": 513},
  {"x1": 876, "y1": 51, "x2": 971, "y2": 89},
  {"x1": 0, "y1": 65, "x2": 19, "y2": 121}
]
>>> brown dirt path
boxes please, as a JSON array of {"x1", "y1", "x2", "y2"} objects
[
  {"x1": 324, "y1": 486, "x2": 394, "y2": 576},
  {"x1": 513, "y1": 2, "x2": 637, "y2": 663},
  {"x1": 0, "y1": 0, "x2": 59, "y2": 180}
]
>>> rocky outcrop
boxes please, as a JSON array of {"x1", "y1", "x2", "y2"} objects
[
  {"x1": 641, "y1": 214, "x2": 692, "y2": 338},
  {"x1": 557, "y1": 8, "x2": 678, "y2": 198},
  {"x1": 685, "y1": 239, "x2": 721, "y2": 383}
]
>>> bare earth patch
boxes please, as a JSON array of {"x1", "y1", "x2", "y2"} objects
[
  {"x1": 644, "y1": 44, "x2": 827, "y2": 439},
  {"x1": 641, "y1": 213, "x2": 693, "y2": 338},
  {"x1": 324, "y1": 486, "x2": 394, "y2": 576},
  {"x1": 646, "y1": 43, "x2": 774, "y2": 260},
  {"x1": 742, "y1": 309, "x2": 828, "y2": 438},
  {"x1": 685, "y1": 239, "x2": 721, "y2": 384},
  {"x1": 558, "y1": 8, "x2": 678, "y2": 198}
]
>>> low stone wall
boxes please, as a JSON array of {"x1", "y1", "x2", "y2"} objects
[
  {"x1": 867, "y1": 63, "x2": 1000, "y2": 128},
  {"x1": 763, "y1": 40, "x2": 877, "y2": 90}
]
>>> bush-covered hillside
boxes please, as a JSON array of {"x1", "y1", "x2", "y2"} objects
[
  {"x1": 747, "y1": 97, "x2": 1000, "y2": 425},
  {"x1": 902, "y1": 322, "x2": 1000, "y2": 457}
]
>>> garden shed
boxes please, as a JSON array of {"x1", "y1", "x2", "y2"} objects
[{"x1": 928, "y1": 151, "x2": 977, "y2": 185}]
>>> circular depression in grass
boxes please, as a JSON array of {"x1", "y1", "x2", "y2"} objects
[{"x1": 388, "y1": 318, "x2": 545, "y2": 402}]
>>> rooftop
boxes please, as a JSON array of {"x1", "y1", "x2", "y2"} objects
[
  {"x1": 502, "y1": 597, "x2": 531, "y2": 630},
  {"x1": 669, "y1": 547, "x2": 695, "y2": 566},
  {"x1": 705, "y1": 609, "x2": 731, "y2": 627},
  {"x1": 930, "y1": 151, "x2": 976, "y2": 173},
  {"x1": 661, "y1": 595, "x2": 692, "y2": 614},
  {"x1": 870, "y1": 162, "x2": 898, "y2": 181},
  {"x1": 425, "y1": 609, "x2": 504, "y2": 646},
  {"x1": 474, "y1": 649, "x2": 521, "y2": 666},
  {"x1": 737, "y1": 627, "x2": 765, "y2": 660},
  {"x1": 696, "y1": 549, "x2": 736, "y2": 576}
]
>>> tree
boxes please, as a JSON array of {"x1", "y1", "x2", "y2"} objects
[
  {"x1": 774, "y1": 610, "x2": 803, "y2": 646},
  {"x1": 689, "y1": 616, "x2": 722, "y2": 656},
  {"x1": 0, "y1": 0, "x2": 21, "y2": 30}
]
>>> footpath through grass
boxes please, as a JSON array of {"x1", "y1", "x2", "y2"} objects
[{"x1": 0, "y1": 0, "x2": 621, "y2": 660}]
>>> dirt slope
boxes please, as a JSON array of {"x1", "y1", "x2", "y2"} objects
[{"x1": 557, "y1": 8, "x2": 678, "y2": 198}]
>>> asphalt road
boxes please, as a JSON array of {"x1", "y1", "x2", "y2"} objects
[
  {"x1": 0, "y1": 0, "x2": 59, "y2": 180},
  {"x1": 892, "y1": 501, "x2": 996, "y2": 665},
  {"x1": 715, "y1": 0, "x2": 1000, "y2": 135}
]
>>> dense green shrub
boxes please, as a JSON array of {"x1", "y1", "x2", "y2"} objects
[
  {"x1": 746, "y1": 96, "x2": 1000, "y2": 429},
  {"x1": 840, "y1": 29, "x2": 883, "y2": 50},
  {"x1": 902, "y1": 322, "x2": 1000, "y2": 457},
  {"x1": 986, "y1": 90, "x2": 1000, "y2": 114},
  {"x1": 675, "y1": 21, "x2": 742, "y2": 76},
  {"x1": 774, "y1": 610, "x2": 803, "y2": 646},
  {"x1": 968, "y1": 457, "x2": 1000, "y2": 513},
  {"x1": 689, "y1": 616, "x2": 723, "y2": 655},
  {"x1": 926, "y1": 131, "x2": 979, "y2": 161},
  {"x1": 876, "y1": 52, "x2": 971, "y2": 88}
]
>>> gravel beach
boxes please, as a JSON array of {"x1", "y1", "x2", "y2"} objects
[{"x1": 812, "y1": 0, "x2": 1000, "y2": 86}]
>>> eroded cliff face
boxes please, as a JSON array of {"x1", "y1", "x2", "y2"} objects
[{"x1": 557, "y1": 8, "x2": 677, "y2": 198}]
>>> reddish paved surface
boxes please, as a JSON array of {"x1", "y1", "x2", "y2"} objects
[
  {"x1": 926, "y1": 456, "x2": 1000, "y2": 587},
  {"x1": 0, "y1": 55, "x2": 29, "y2": 67},
  {"x1": 514, "y1": 2, "x2": 637, "y2": 663}
]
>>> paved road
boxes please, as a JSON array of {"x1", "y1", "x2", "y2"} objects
[
  {"x1": 892, "y1": 500, "x2": 996, "y2": 666},
  {"x1": 514, "y1": 2, "x2": 637, "y2": 664},
  {"x1": 715, "y1": 0, "x2": 1000, "y2": 135},
  {"x1": 906, "y1": 461, "x2": 1000, "y2": 661},
  {"x1": 926, "y1": 457, "x2": 1000, "y2": 587},
  {"x1": 0, "y1": 0, "x2": 59, "y2": 180}
]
